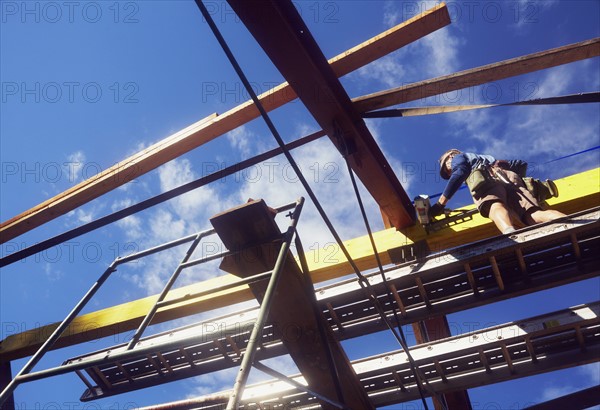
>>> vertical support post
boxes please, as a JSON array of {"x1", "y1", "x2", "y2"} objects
[
  {"x1": 226, "y1": 198, "x2": 304, "y2": 410},
  {"x1": 380, "y1": 215, "x2": 472, "y2": 410}
]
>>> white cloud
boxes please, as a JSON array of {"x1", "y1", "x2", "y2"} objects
[
  {"x1": 158, "y1": 158, "x2": 221, "y2": 222},
  {"x1": 65, "y1": 205, "x2": 102, "y2": 227},
  {"x1": 115, "y1": 214, "x2": 144, "y2": 241},
  {"x1": 186, "y1": 367, "x2": 239, "y2": 398},
  {"x1": 183, "y1": 351, "x2": 300, "y2": 402},
  {"x1": 540, "y1": 363, "x2": 600, "y2": 403},
  {"x1": 514, "y1": 0, "x2": 559, "y2": 30},
  {"x1": 116, "y1": 157, "x2": 228, "y2": 295},
  {"x1": 43, "y1": 262, "x2": 64, "y2": 282},
  {"x1": 235, "y1": 136, "x2": 383, "y2": 248},
  {"x1": 226, "y1": 125, "x2": 255, "y2": 159},
  {"x1": 353, "y1": 1, "x2": 462, "y2": 94},
  {"x1": 579, "y1": 362, "x2": 600, "y2": 385},
  {"x1": 534, "y1": 65, "x2": 573, "y2": 99},
  {"x1": 64, "y1": 150, "x2": 86, "y2": 182},
  {"x1": 418, "y1": 28, "x2": 461, "y2": 78},
  {"x1": 514, "y1": 62, "x2": 600, "y2": 169},
  {"x1": 382, "y1": 0, "x2": 401, "y2": 27},
  {"x1": 111, "y1": 199, "x2": 144, "y2": 241},
  {"x1": 441, "y1": 62, "x2": 599, "y2": 177},
  {"x1": 541, "y1": 385, "x2": 576, "y2": 401},
  {"x1": 357, "y1": 56, "x2": 407, "y2": 89},
  {"x1": 75, "y1": 208, "x2": 94, "y2": 224}
]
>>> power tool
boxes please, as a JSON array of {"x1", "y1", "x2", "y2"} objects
[
  {"x1": 413, "y1": 194, "x2": 478, "y2": 232},
  {"x1": 414, "y1": 194, "x2": 432, "y2": 225}
]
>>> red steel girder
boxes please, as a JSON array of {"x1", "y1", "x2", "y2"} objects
[{"x1": 226, "y1": 0, "x2": 416, "y2": 229}]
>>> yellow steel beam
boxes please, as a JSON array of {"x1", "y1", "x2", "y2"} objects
[{"x1": 1, "y1": 167, "x2": 598, "y2": 362}]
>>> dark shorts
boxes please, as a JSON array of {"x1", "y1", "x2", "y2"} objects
[{"x1": 473, "y1": 168, "x2": 541, "y2": 220}]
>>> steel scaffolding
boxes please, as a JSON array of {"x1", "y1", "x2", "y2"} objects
[{"x1": 0, "y1": 199, "x2": 308, "y2": 409}]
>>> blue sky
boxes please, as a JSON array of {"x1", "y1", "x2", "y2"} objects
[{"x1": 1, "y1": 0, "x2": 599, "y2": 408}]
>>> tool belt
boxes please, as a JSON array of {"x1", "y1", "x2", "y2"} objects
[
  {"x1": 523, "y1": 177, "x2": 559, "y2": 205},
  {"x1": 466, "y1": 162, "x2": 559, "y2": 203},
  {"x1": 465, "y1": 164, "x2": 496, "y2": 197}
]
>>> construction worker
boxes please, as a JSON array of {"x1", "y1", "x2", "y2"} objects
[{"x1": 430, "y1": 149, "x2": 566, "y2": 234}]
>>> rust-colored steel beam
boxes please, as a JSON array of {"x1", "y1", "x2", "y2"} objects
[
  {"x1": 381, "y1": 213, "x2": 472, "y2": 410},
  {"x1": 0, "y1": 3, "x2": 450, "y2": 243},
  {"x1": 227, "y1": 0, "x2": 416, "y2": 228},
  {"x1": 354, "y1": 37, "x2": 600, "y2": 112},
  {"x1": 212, "y1": 200, "x2": 373, "y2": 410}
]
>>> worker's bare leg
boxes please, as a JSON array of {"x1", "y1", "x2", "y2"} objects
[
  {"x1": 525, "y1": 209, "x2": 567, "y2": 224},
  {"x1": 488, "y1": 202, "x2": 516, "y2": 234}
]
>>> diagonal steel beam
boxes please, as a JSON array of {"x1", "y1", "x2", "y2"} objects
[
  {"x1": 354, "y1": 37, "x2": 600, "y2": 112},
  {"x1": 226, "y1": 0, "x2": 416, "y2": 228},
  {"x1": 0, "y1": 3, "x2": 449, "y2": 243}
]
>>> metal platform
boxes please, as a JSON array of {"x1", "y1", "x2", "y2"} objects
[
  {"x1": 181, "y1": 302, "x2": 599, "y2": 409},
  {"x1": 62, "y1": 208, "x2": 599, "y2": 401}
]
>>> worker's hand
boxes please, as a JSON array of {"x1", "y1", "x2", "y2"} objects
[{"x1": 429, "y1": 202, "x2": 445, "y2": 217}]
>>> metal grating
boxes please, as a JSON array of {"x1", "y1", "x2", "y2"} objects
[
  {"x1": 63, "y1": 209, "x2": 600, "y2": 401},
  {"x1": 180, "y1": 302, "x2": 600, "y2": 409}
]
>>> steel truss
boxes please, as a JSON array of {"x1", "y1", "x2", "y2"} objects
[
  {"x1": 51, "y1": 208, "x2": 599, "y2": 405},
  {"x1": 175, "y1": 301, "x2": 599, "y2": 409}
]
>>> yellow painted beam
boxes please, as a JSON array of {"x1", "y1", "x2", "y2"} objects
[{"x1": 1, "y1": 168, "x2": 598, "y2": 362}]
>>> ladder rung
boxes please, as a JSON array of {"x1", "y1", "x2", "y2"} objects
[
  {"x1": 525, "y1": 336, "x2": 538, "y2": 363},
  {"x1": 226, "y1": 336, "x2": 242, "y2": 359},
  {"x1": 179, "y1": 347, "x2": 195, "y2": 367},
  {"x1": 91, "y1": 366, "x2": 113, "y2": 389},
  {"x1": 392, "y1": 371, "x2": 407, "y2": 392},
  {"x1": 156, "y1": 352, "x2": 174, "y2": 374},
  {"x1": 414, "y1": 277, "x2": 431, "y2": 309},
  {"x1": 145, "y1": 354, "x2": 162, "y2": 374},
  {"x1": 326, "y1": 302, "x2": 344, "y2": 331},
  {"x1": 464, "y1": 263, "x2": 479, "y2": 295},
  {"x1": 515, "y1": 248, "x2": 528, "y2": 276},
  {"x1": 213, "y1": 339, "x2": 233, "y2": 363},
  {"x1": 571, "y1": 232, "x2": 582, "y2": 262},
  {"x1": 490, "y1": 256, "x2": 505, "y2": 291},
  {"x1": 389, "y1": 284, "x2": 407, "y2": 317},
  {"x1": 434, "y1": 359, "x2": 447, "y2": 383},
  {"x1": 575, "y1": 325, "x2": 586, "y2": 351},
  {"x1": 500, "y1": 343, "x2": 515, "y2": 374},
  {"x1": 115, "y1": 361, "x2": 135, "y2": 383},
  {"x1": 478, "y1": 349, "x2": 491, "y2": 373}
]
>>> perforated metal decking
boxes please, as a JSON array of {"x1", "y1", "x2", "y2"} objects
[
  {"x1": 63, "y1": 208, "x2": 599, "y2": 404},
  {"x1": 165, "y1": 302, "x2": 599, "y2": 409}
]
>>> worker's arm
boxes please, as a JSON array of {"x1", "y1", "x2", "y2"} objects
[
  {"x1": 430, "y1": 155, "x2": 470, "y2": 216},
  {"x1": 430, "y1": 194, "x2": 449, "y2": 217},
  {"x1": 442, "y1": 155, "x2": 471, "y2": 200}
]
